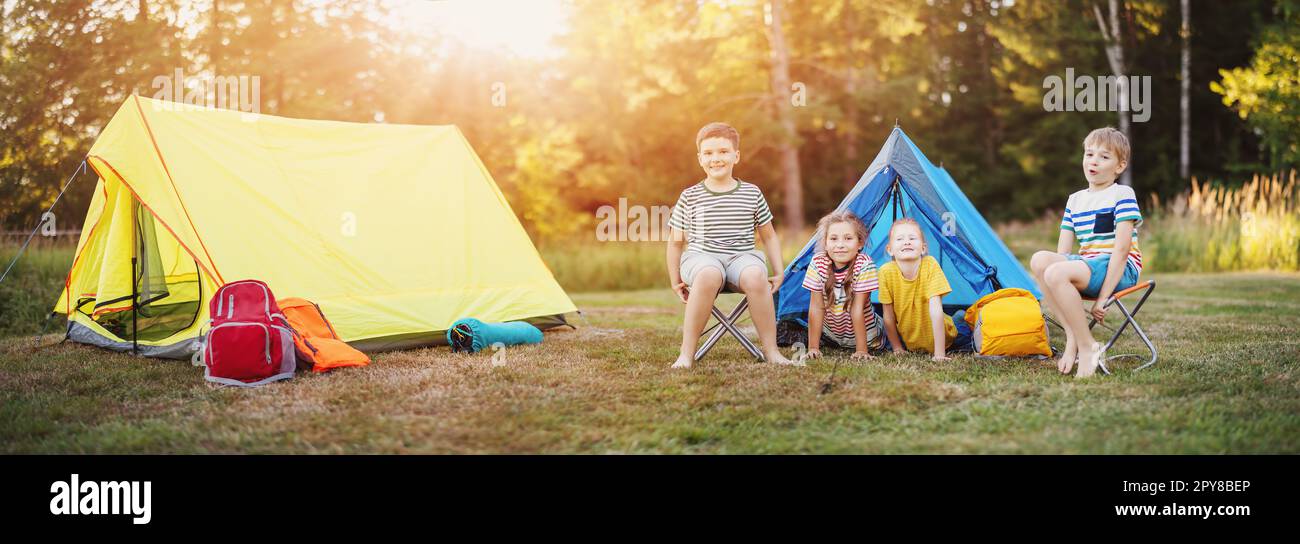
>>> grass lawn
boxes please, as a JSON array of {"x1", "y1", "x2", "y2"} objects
[{"x1": 2, "y1": 271, "x2": 1298, "y2": 454}]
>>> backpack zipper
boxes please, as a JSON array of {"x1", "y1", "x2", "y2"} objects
[{"x1": 312, "y1": 303, "x2": 340, "y2": 340}]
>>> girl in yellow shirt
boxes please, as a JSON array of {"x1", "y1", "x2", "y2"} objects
[{"x1": 877, "y1": 218, "x2": 971, "y2": 360}]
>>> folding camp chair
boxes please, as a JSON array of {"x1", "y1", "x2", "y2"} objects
[
  {"x1": 695, "y1": 286, "x2": 764, "y2": 362},
  {"x1": 1046, "y1": 279, "x2": 1157, "y2": 375}
]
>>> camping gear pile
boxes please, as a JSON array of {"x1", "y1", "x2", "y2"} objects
[{"x1": 48, "y1": 96, "x2": 576, "y2": 374}]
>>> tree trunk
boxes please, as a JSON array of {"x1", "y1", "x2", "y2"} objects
[
  {"x1": 1179, "y1": 0, "x2": 1191, "y2": 179},
  {"x1": 766, "y1": 0, "x2": 804, "y2": 233},
  {"x1": 1093, "y1": 0, "x2": 1132, "y2": 186},
  {"x1": 842, "y1": 0, "x2": 859, "y2": 189},
  {"x1": 844, "y1": 67, "x2": 859, "y2": 188},
  {"x1": 978, "y1": 21, "x2": 998, "y2": 169}
]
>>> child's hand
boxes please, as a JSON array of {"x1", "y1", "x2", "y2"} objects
[
  {"x1": 932, "y1": 353, "x2": 951, "y2": 362},
  {"x1": 673, "y1": 282, "x2": 690, "y2": 304},
  {"x1": 1090, "y1": 301, "x2": 1108, "y2": 323},
  {"x1": 851, "y1": 351, "x2": 873, "y2": 360},
  {"x1": 806, "y1": 348, "x2": 822, "y2": 360},
  {"x1": 767, "y1": 274, "x2": 783, "y2": 294},
  {"x1": 892, "y1": 348, "x2": 906, "y2": 356}
]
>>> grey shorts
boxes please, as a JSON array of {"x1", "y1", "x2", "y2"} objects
[{"x1": 680, "y1": 250, "x2": 767, "y2": 291}]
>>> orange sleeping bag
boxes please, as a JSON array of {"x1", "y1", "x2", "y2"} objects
[{"x1": 277, "y1": 298, "x2": 371, "y2": 373}]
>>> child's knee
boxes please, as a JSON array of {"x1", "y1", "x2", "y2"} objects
[
  {"x1": 1030, "y1": 251, "x2": 1058, "y2": 274},
  {"x1": 693, "y1": 267, "x2": 724, "y2": 290},
  {"x1": 1043, "y1": 261, "x2": 1078, "y2": 285},
  {"x1": 737, "y1": 267, "x2": 767, "y2": 292}
]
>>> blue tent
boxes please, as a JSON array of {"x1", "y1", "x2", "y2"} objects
[{"x1": 776, "y1": 127, "x2": 1038, "y2": 323}]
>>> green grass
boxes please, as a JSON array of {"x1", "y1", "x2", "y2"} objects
[
  {"x1": 540, "y1": 241, "x2": 668, "y2": 293},
  {"x1": 2, "y1": 271, "x2": 1298, "y2": 453},
  {"x1": 0, "y1": 243, "x2": 74, "y2": 338}
]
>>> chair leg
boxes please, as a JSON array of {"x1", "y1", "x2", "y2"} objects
[
  {"x1": 694, "y1": 298, "x2": 763, "y2": 362},
  {"x1": 1093, "y1": 291, "x2": 1157, "y2": 372},
  {"x1": 695, "y1": 315, "x2": 730, "y2": 361},
  {"x1": 1101, "y1": 300, "x2": 1133, "y2": 351},
  {"x1": 1130, "y1": 322, "x2": 1158, "y2": 370},
  {"x1": 1047, "y1": 282, "x2": 1157, "y2": 374},
  {"x1": 1107, "y1": 300, "x2": 1158, "y2": 370},
  {"x1": 725, "y1": 321, "x2": 764, "y2": 361}
]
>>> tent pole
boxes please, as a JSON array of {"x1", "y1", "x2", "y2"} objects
[
  {"x1": 131, "y1": 258, "x2": 138, "y2": 354},
  {"x1": 131, "y1": 201, "x2": 138, "y2": 355},
  {"x1": 0, "y1": 160, "x2": 87, "y2": 286},
  {"x1": 891, "y1": 177, "x2": 900, "y2": 222}
]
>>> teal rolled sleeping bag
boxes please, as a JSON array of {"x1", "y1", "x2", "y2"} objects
[{"x1": 447, "y1": 318, "x2": 544, "y2": 353}]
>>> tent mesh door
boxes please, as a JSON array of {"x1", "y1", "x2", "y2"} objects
[{"x1": 92, "y1": 201, "x2": 203, "y2": 342}]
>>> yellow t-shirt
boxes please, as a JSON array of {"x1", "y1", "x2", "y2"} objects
[{"x1": 877, "y1": 256, "x2": 957, "y2": 354}]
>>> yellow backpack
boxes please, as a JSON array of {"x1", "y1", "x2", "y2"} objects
[{"x1": 964, "y1": 288, "x2": 1052, "y2": 357}]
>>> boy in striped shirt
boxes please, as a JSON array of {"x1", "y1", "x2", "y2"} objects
[
  {"x1": 666, "y1": 122, "x2": 791, "y2": 368},
  {"x1": 1030, "y1": 127, "x2": 1144, "y2": 378}
]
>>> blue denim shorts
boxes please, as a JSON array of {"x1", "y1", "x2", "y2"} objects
[{"x1": 1067, "y1": 254, "x2": 1140, "y2": 299}]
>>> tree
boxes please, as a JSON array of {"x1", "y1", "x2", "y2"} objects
[
  {"x1": 765, "y1": 0, "x2": 803, "y2": 233},
  {"x1": 1093, "y1": 0, "x2": 1133, "y2": 186},
  {"x1": 1211, "y1": 0, "x2": 1300, "y2": 169},
  {"x1": 0, "y1": 0, "x2": 187, "y2": 229},
  {"x1": 1179, "y1": 0, "x2": 1190, "y2": 179}
]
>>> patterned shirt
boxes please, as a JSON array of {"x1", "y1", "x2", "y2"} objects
[
  {"x1": 802, "y1": 252, "x2": 879, "y2": 344},
  {"x1": 669, "y1": 180, "x2": 774, "y2": 255},
  {"x1": 1061, "y1": 183, "x2": 1144, "y2": 271}
]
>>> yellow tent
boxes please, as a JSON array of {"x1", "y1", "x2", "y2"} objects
[{"x1": 55, "y1": 95, "x2": 577, "y2": 358}]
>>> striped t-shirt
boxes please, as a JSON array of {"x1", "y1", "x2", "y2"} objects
[
  {"x1": 669, "y1": 179, "x2": 774, "y2": 255},
  {"x1": 1060, "y1": 183, "x2": 1144, "y2": 271},
  {"x1": 802, "y1": 252, "x2": 879, "y2": 347}
]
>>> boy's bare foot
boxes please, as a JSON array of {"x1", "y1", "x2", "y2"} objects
[
  {"x1": 766, "y1": 349, "x2": 797, "y2": 365},
  {"x1": 1076, "y1": 342, "x2": 1104, "y2": 378},
  {"x1": 1057, "y1": 340, "x2": 1077, "y2": 374},
  {"x1": 671, "y1": 354, "x2": 693, "y2": 369}
]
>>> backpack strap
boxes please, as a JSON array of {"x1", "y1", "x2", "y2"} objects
[
  {"x1": 204, "y1": 365, "x2": 293, "y2": 388},
  {"x1": 312, "y1": 302, "x2": 341, "y2": 340},
  {"x1": 272, "y1": 312, "x2": 318, "y2": 354}
]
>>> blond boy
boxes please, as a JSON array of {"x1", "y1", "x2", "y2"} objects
[{"x1": 1030, "y1": 127, "x2": 1144, "y2": 378}]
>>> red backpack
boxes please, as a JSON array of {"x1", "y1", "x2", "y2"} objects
[{"x1": 201, "y1": 280, "x2": 297, "y2": 387}]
